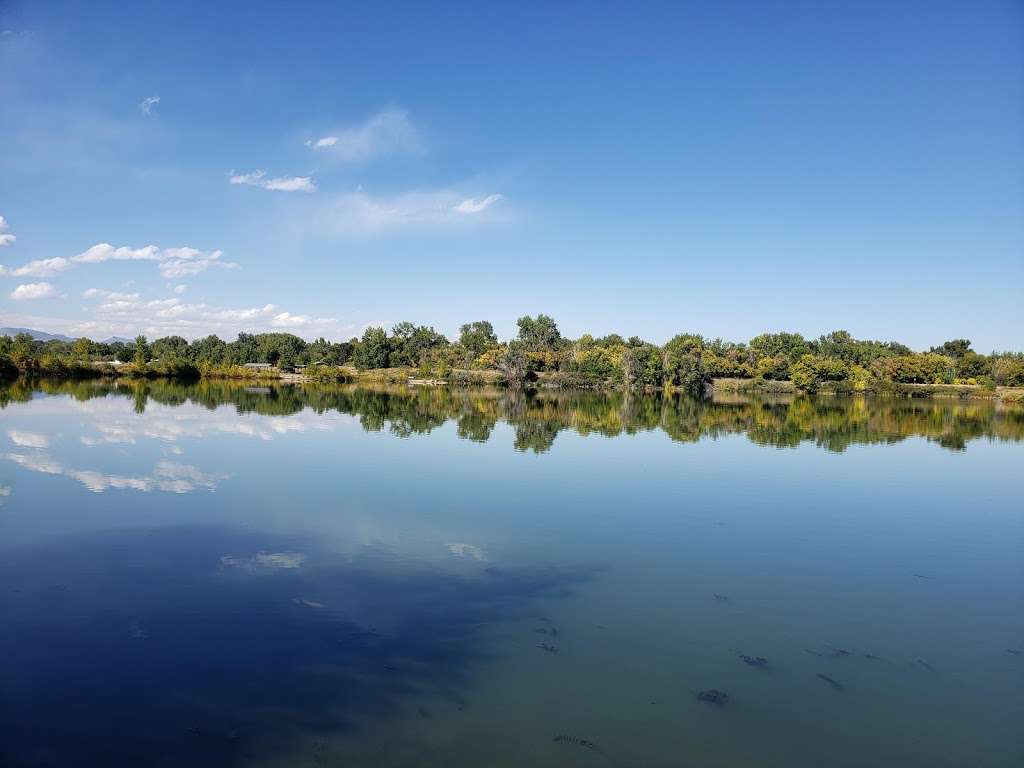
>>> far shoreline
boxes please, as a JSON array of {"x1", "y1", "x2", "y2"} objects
[{"x1": 5, "y1": 368, "x2": 1023, "y2": 404}]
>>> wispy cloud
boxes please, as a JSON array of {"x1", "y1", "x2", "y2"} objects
[
  {"x1": 229, "y1": 169, "x2": 316, "y2": 193},
  {"x1": 0, "y1": 29, "x2": 33, "y2": 42},
  {"x1": 139, "y1": 95, "x2": 160, "y2": 115},
  {"x1": 454, "y1": 194, "x2": 503, "y2": 214},
  {"x1": 323, "y1": 187, "x2": 506, "y2": 234},
  {"x1": 0, "y1": 216, "x2": 15, "y2": 247},
  {"x1": 82, "y1": 287, "x2": 140, "y2": 301},
  {"x1": 10, "y1": 282, "x2": 61, "y2": 300},
  {"x1": 71, "y1": 243, "x2": 237, "y2": 279},
  {"x1": 305, "y1": 107, "x2": 420, "y2": 163}
]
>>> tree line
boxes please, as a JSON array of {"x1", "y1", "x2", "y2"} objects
[{"x1": 1, "y1": 316, "x2": 1023, "y2": 392}]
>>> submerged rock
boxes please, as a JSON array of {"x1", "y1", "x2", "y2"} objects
[
  {"x1": 738, "y1": 654, "x2": 768, "y2": 667},
  {"x1": 816, "y1": 673, "x2": 845, "y2": 691},
  {"x1": 695, "y1": 689, "x2": 730, "y2": 706},
  {"x1": 553, "y1": 734, "x2": 602, "y2": 753}
]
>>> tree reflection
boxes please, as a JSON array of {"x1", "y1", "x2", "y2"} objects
[{"x1": 3, "y1": 379, "x2": 1022, "y2": 453}]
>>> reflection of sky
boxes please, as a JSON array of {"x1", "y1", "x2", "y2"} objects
[
  {"x1": 1, "y1": 524, "x2": 595, "y2": 767},
  {"x1": 1, "y1": 395, "x2": 357, "y2": 496},
  {"x1": 0, "y1": 389, "x2": 1022, "y2": 767}
]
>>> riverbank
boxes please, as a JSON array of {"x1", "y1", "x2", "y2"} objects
[{"x1": 4, "y1": 365, "x2": 1023, "y2": 403}]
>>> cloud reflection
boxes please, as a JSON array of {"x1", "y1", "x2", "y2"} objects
[
  {"x1": 4, "y1": 452, "x2": 225, "y2": 494},
  {"x1": 7, "y1": 429, "x2": 50, "y2": 449}
]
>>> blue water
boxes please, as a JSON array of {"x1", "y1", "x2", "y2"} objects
[{"x1": 1, "y1": 381, "x2": 1022, "y2": 767}]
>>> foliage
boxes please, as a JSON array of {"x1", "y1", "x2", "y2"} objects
[
  {"x1": 789, "y1": 354, "x2": 849, "y2": 392},
  {"x1": 389, "y1": 322, "x2": 448, "y2": 367},
  {"x1": 352, "y1": 327, "x2": 391, "y2": 370},
  {"x1": 1, "y1": 320, "x2": 1020, "y2": 397},
  {"x1": 516, "y1": 314, "x2": 562, "y2": 351},
  {"x1": 459, "y1": 321, "x2": 498, "y2": 360}
]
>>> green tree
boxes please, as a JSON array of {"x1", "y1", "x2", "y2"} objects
[
  {"x1": 516, "y1": 314, "x2": 561, "y2": 351},
  {"x1": 72, "y1": 337, "x2": 93, "y2": 363},
  {"x1": 133, "y1": 335, "x2": 149, "y2": 369},
  {"x1": 749, "y1": 332, "x2": 810, "y2": 362},
  {"x1": 930, "y1": 339, "x2": 972, "y2": 359},
  {"x1": 955, "y1": 351, "x2": 989, "y2": 380},
  {"x1": 353, "y1": 327, "x2": 390, "y2": 370},
  {"x1": 11, "y1": 333, "x2": 35, "y2": 371},
  {"x1": 459, "y1": 321, "x2": 498, "y2": 359},
  {"x1": 390, "y1": 322, "x2": 448, "y2": 366}
]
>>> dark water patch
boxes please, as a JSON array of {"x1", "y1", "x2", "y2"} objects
[{"x1": 0, "y1": 526, "x2": 598, "y2": 768}]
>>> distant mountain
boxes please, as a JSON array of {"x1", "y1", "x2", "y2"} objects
[
  {"x1": 0, "y1": 327, "x2": 134, "y2": 345},
  {"x1": 0, "y1": 327, "x2": 77, "y2": 342}
]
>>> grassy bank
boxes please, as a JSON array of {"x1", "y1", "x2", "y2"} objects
[{"x1": 711, "y1": 377, "x2": 1024, "y2": 402}]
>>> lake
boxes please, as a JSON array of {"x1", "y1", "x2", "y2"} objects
[{"x1": 1, "y1": 379, "x2": 1022, "y2": 767}]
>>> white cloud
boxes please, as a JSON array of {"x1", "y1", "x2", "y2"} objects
[
  {"x1": 71, "y1": 243, "x2": 237, "y2": 279},
  {"x1": 229, "y1": 170, "x2": 316, "y2": 193},
  {"x1": 10, "y1": 282, "x2": 60, "y2": 300},
  {"x1": 323, "y1": 187, "x2": 506, "y2": 234},
  {"x1": 6, "y1": 256, "x2": 72, "y2": 277},
  {"x1": 173, "y1": 284, "x2": 187, "y2": 294},
  {"x1": 308, "y1": 136, "x2": 337, "y2": 148},
  {"x1": 229, "y1": 170, "x2": 266, "y2": 186},
  {"x1": 79, "y1": 294, "x2": 351, "y2": 340},
  {"x1": 305, "y1": 107, "x2": 420, "y2": 162},
  {"x1": 0, "y1": 215, "x2": 15, "y2": 247},
  {"x1": 159, "y1": 249, "x2": 234, "y2": 278},
  {"x1": 263, "y1": 176, "x2": 316, "y2": 192},
  {"x1": 454, "y1": 193, "x2": 503, "y2": 214},
  {"x1": 270, "y1": 311, "x2": 337, "y2": 328},
  {"x1": 73, "y1": 244, "x2": 163, "y2": 263},
  {"x1": 140, "y1": 95, "x2": 160, "y2": 115},
  {"x1": 8, "y1": 430, "x2": 49, "y2": 449}
]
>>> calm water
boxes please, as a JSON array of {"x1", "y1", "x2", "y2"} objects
[{"x1": 1, "y1": 380, "x2": 1022, "y2": 767}]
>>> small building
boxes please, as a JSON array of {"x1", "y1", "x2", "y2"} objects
[{"x1": 243, "y1": 362, "x2": 275, "y2": 370}]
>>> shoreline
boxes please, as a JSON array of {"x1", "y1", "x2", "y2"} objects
[{"x1": 4, "y1": 369, "x2": 1023, "y2": 404}]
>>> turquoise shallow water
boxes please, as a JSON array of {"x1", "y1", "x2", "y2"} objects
[{"x1": 1, "y1": 381, "x2": 1022, "y2": 767}]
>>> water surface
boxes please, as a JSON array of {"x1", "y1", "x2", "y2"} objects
[{"x1": 2, "y1": 380, "x2": 1022, "y2": 767}]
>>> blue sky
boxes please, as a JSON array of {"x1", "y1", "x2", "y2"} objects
[{"x1": 0, "y1": 0, "x2": 1021, "y2": 350}]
